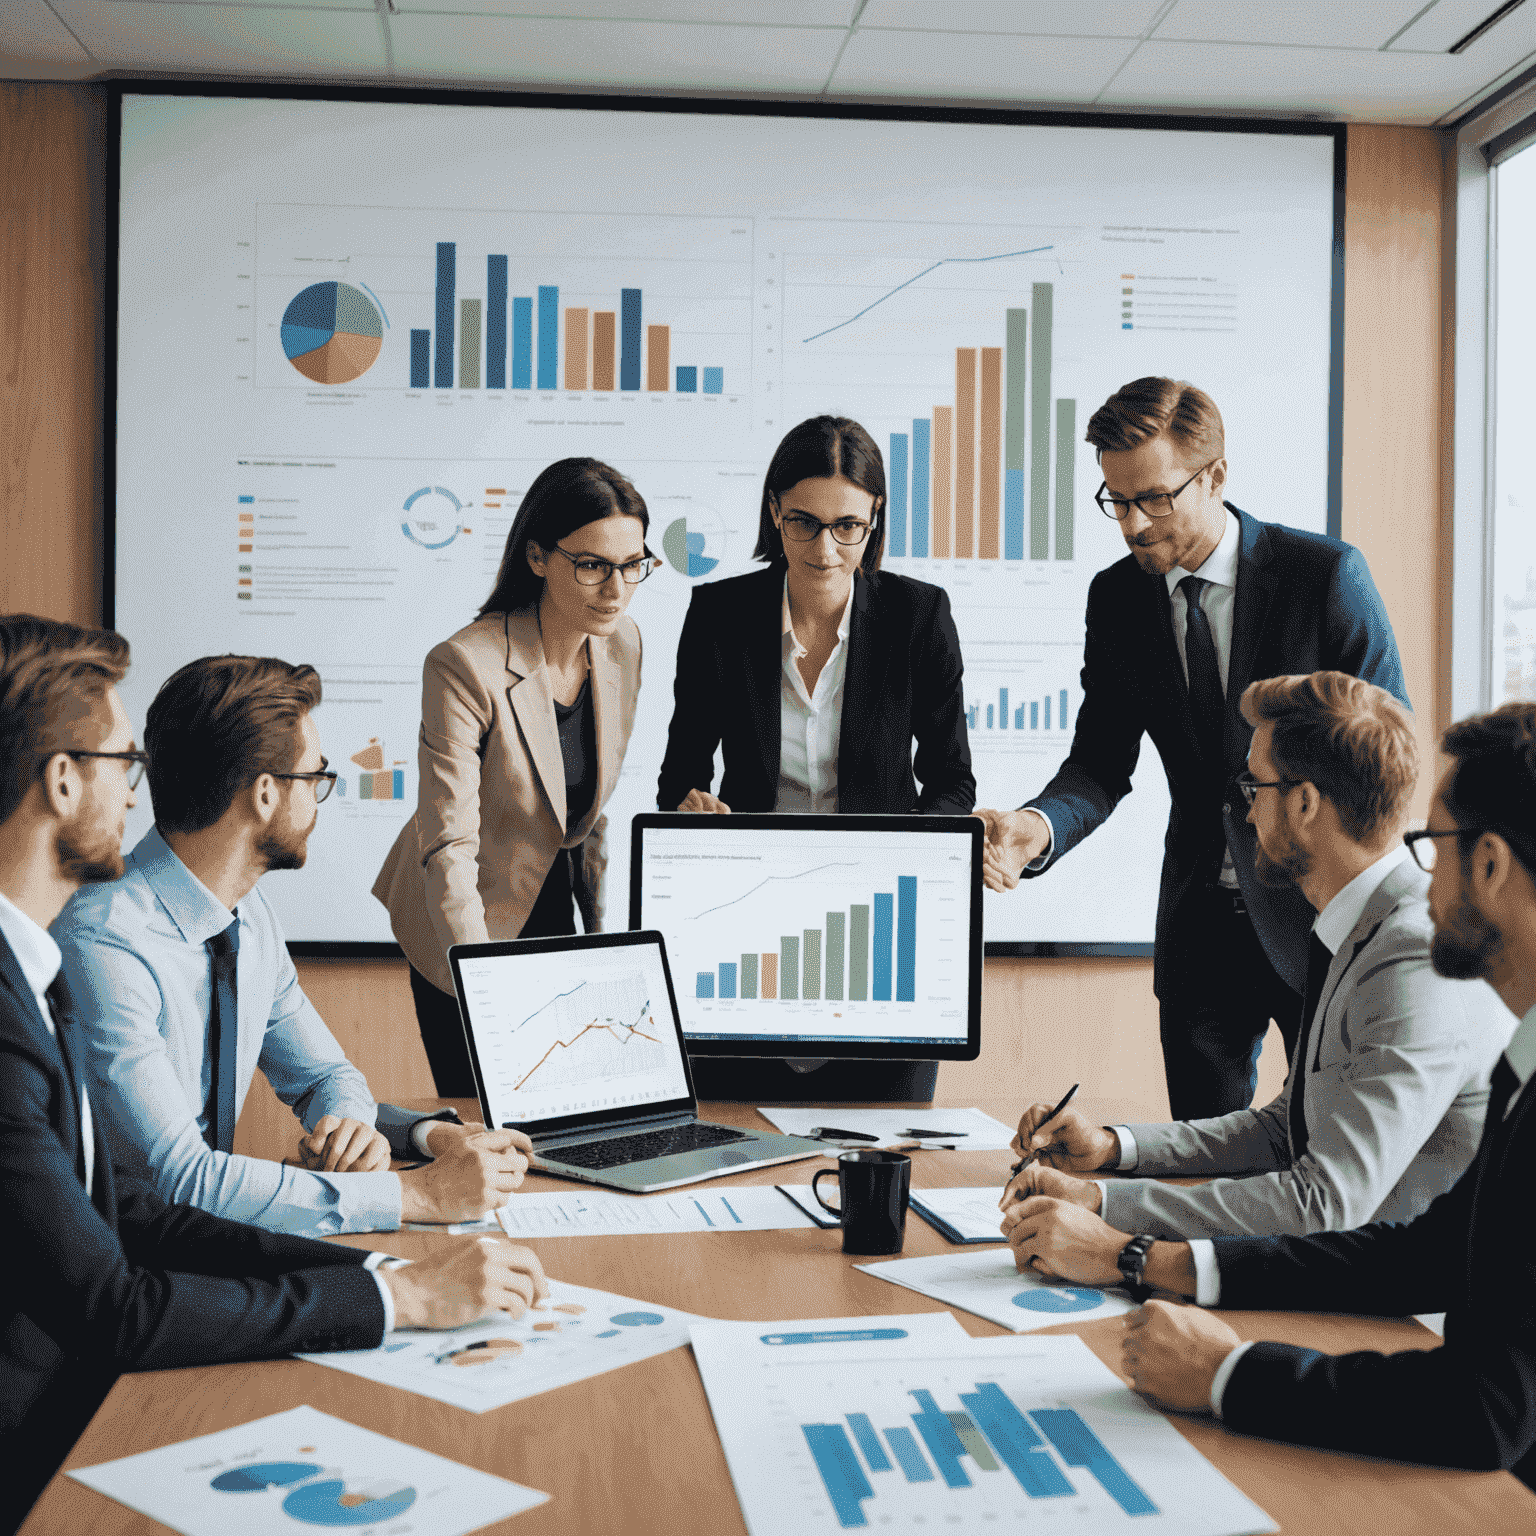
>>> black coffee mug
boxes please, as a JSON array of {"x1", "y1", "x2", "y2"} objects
[{"x1": 812, "y1": 1148, "x2": 911, "y2": 1255}]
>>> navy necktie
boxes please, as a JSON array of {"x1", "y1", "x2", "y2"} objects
[
  {"x1": 1288, "y1": 933, "x2": 1333, "y2": 1157},
  {"x1": 1178, "y1": 574, "x2": 1226, "y2": 769},
  {"x1": 204, "y1": 917, "x2": 240, "y2": 1153},
  {"x1": 45, "y1": 974, "x2": 89, "y2": 1187}
]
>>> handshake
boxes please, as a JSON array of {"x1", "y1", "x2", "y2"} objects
[{"x1": 971, "y1": 808, "x2": 1051, "y2": 893}]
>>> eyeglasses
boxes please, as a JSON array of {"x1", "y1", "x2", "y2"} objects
[
  {"x1": 271, "y1": 770, "x2": 338, "y2": 804},
  {"x1": 1233, "y1": 770, "x2": 1301, "y2": 808},
  {"x1": 64, "y1": 750, "x2": 148, "y2": 790},
  {"x1": 779, "y1": 512, "x2": 874, "y2": 546},
  {"x1": 1095, "y1": 460, "x2": 1218, "y2": 522},
  {"x1": 550, "y1": 546, "x2": 659, "y2": 587}
]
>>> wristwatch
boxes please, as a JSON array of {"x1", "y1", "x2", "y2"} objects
[{"x1": 1116, "y1": 1233, "x2": 1157, "y2": 1301}]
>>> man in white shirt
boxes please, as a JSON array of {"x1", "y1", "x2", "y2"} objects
[
  {"x1": 1003, "y1": 700, "x2": 1536, "y2": 1491},
  {"x1": 999, "y1": 671, "x2": 1511, "y2": 1241}
]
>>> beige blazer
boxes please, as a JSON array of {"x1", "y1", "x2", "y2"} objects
[{"x1": 373, "y1": 606, "x2": 642, "y2": 994}]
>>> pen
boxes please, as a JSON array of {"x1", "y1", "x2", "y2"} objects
[
  {"x1": 898, "y1": 1128, "x2": 969, "y2": 1139},
  {"x1": 1008, "y1": 1082, "x2": 1081, "y2": 1180},
  {"x1": 808, "y1": 1126, "x2": 880, "y2": 1143}
]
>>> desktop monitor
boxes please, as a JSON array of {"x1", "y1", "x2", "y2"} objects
[{"x1": 628, "y1": 814, "x2": 983, "y2": 1061}]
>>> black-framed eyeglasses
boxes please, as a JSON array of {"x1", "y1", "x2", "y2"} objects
[
  {"x1": 1095, "y1": 459, "x2": 1218, "y2": 522},
  {"x1": 779, "y1": 512, "x2": 874, "y2": 546},
  {"x1": 64, "y1": 750, "x2": 148, "y2": 790},
  {"x1": 1233, "y1": 770, "x2": 1301, "y2": 808},
  {"x1": 1403, "y1": 827, "x2": 1473, "y2": 873},
  {"x1": 551, "y1": 546, "x2": 659, "y2": 586},
  {"x1": 271, "y1": 770, "x2": 338, "y2": 804}
]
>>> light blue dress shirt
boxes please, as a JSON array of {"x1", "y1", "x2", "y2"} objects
[{"x1": 54, "y1": 827, "x2": 404, "y2": 1235}]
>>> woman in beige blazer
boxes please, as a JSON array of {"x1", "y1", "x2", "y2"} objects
[{"x1": 374, "y1": 458, "x2": 652, "y2": 1093}]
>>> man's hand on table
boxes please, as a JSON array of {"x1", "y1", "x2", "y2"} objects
[
  {"x1": 381, "y1": 1236, "x2": 550, "y2": 1329},
  {"x1": 421, "y1": 1118, "x2": 489, "y2": 1157},
  {"x1": 1002, "y1": 1196, "x2": 1200, "y2": 1296},
  {"x1": 299, "y1": 1116, "x2": 392, "y2": 1173},
  {"x1": 1123, "y1": 1301, "x2": 1242, "y2": 1413},
  {"x1": 399, "y1": 1128, "x2": 534, "y2": 1223},
  {"x1": 1001, "y1": 1162, "x2": 1103, "y2": 1213}
]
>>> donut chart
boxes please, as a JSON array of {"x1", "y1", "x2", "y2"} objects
[
  {"x1": 282, "y1": 1476, "x2": 417, "y2": 1526},
  {"x1": 1010, "y1": 1286, "x2": 1106, "y2": 1314},
  {"x1": 281, "y1": 282, "x2": 384, "y2": 384}
]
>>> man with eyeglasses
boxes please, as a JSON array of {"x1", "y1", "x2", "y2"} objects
[
  {"x1": 976, "y1": 376, "x2": 1406, "y2": 1119},
  {"x1": 1007, "y1": 701, "x2": 1536, "y2": 1491},
  {"x1": 54, "y1": 654, "x2": 537, "y2": 1236},
  {"x1": 1000, "y1": 671, "x2": 1510, "y2": 1273}
]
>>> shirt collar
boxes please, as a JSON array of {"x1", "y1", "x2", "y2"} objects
[
  {"x1": 1164, "y1": 509, "x2": 1241, "y2": 598},
  {"x1": 131, "y1": 826, "x2": 238, "y2": 947},
  {"x1": 1312, "y1": 843, "x2": 1415, "y2": 955},
  {"x1": 781, "y1": 573, "x2": 855, "y2": 660},
  {"x1": 1506, "y1": 1003, "x2": 1536, "y2": 1094},
  {"x1": 0, "y1": 887, "x2": 62, "y2": 999}
]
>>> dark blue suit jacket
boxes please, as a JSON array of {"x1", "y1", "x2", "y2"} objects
[
  {"x1": 1023, "y1": 506, "x2": 1406, "y2": 995},
  {"x1": 0, "y1": 927, "x2": 385, "y2": 1531}
]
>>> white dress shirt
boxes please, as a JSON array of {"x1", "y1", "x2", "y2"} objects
[
  {"x1": 1024, "y1": 511, "x2": 1243, "y2": 880},
  {"x1": 776, "y1": 575, "x2": 855, "y2": 814}
]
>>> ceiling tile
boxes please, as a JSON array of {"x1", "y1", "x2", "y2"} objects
[
  {"x1": 0, "y1": 0, "x2": 91, "y2": 61},
  {"x1": 1152, "y1": 0, "x2": 1430, "y2": 49},
  {"x1": 94, "y1": 0, "x2": 377, "y2": 9},
  {"x1": 392, "y1": 1, "x2": 857, "y2": 19},
  {"x1": 829, "y1": 26, "x2": 1137, "y2": 99},
  {"x1": 48, "y1": 2, "x2": 390, "y2": 73},
  {"x1": 389, "y1": 13, "x2": 847, "y2": 90},
  {"x1": 1388, "y1": 0, "x2": 1536, "y2": 53},
  {"x1": 1099, "y1": 34, "x2": 1536, "y2": 122},
  {"x1": 859, "y1": 0, "x2": 1164, "y2": 37}
]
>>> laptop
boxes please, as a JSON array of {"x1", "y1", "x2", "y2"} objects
[{"x1": 447, "y1": 929, "x2": 826, "y2": 1193}]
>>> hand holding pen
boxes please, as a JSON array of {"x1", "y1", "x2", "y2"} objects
[{"x1": 997, "y1": 1085, "x2": 1120, "y2": 1207}]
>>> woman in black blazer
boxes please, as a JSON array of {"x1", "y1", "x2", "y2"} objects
[{"x1": 655, "y1": 415, "x2": 975, "y2": 1102}]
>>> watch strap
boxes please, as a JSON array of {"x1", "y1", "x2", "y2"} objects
[{"x1": 1117, "y1": 1233, "x2": 1156, "y2": 1301}]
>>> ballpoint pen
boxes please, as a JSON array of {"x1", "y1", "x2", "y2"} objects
[
  {"x1": 898, "y1": 1128, "x2": 969, "y2": 1139},
  {"x1": 1008, "y1": 1082, "x2": 1081, "y2": 1180},
  {"x1": 808, "y1": 1126, "x2": 881, "y2": 1143}
]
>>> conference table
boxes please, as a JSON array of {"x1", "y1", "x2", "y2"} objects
[{"x1": 22, "y1": 1096, "x2": 1536, "y2": 1535}]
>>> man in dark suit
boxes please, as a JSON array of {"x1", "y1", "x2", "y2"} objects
[
  {"x1": 978, "y1": 376, "x2": 1407, "y2": 1118},
  {"x1": 1003, "y1": 702, "x2": 1536, "y2": 1488},
  {"x1": 0, "y1": 614, "x2": 549, "y2": 1534}
]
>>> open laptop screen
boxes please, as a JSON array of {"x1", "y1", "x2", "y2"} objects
[
  {"x1": 450, "y1": 932, "x2": 693, "y2": 1135},
  {"x1": 629, "y1": 814, "x2": 983, "y2": 1060}
]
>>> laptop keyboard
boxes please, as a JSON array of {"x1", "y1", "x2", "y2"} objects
[{"x1": 544, "y1": 1122, "x2": 754, "y2": 1170}]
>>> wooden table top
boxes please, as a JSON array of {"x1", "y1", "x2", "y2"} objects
[{"x1": 22, "y1": 1098, "x2": 1536, "y2": 1535}]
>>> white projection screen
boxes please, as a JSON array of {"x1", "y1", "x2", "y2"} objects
[{"x1": 111, "y1": 89, "x2": 1342, "y2": 954}]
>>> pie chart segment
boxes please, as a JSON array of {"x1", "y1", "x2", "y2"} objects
[
  {"x1": 282, "y1": 1476, "x2": 417, "y2": 1526},
  {"x1": 281, "y1": 282, "x2": 384, "y2": 385},
  {"x1": 210, "y1": 1461, "x2": 321, "y2": 1493}
]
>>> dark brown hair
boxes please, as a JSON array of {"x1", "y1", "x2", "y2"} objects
[
  {"x1": 1085, "y1": 377, "x2": 1225, "y2": 467},
  {"x1": 0, "y1": 614, "x2": 131, "y2": 829},
  {"x1": 1240, "y1": 671, "x2": 1418, "y2": 844},
  {"x1": 753, "y1": 416, "x2": 886, "y2": 576},
  {"x1": 1441, "y1": 702, "x2": 1536, "y2": 876},
  {"x1": 479, "y1": 458, "x2": 649, "y2": 618},
  {"x1": 144, "y1": 655, "x2": 322, "y2": 833}
]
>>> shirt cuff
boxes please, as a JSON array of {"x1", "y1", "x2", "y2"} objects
[
  {"x1": 362, "y1": 1252, "x2": 411, "y2": 1334},
  {"x1": 1209, "y1": 1341, "x2": 1257, "y2": 1418},
  {"x1": 1189, "y1": 1240, "x2": 1222, "y2": 1307},
  {"x1": 1112, "y1": 1125, "x2": 1138, "y2": 1170},
  {"x1": 411, "y1": 1119, "x2": 442, "y2": 1158},
  {"x1": 1021, "y1": 808, "x2": 1054, "y2": 871}
]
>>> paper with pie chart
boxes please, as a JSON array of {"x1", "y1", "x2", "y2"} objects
[
  {"x1": 856, "y1": 1249, "x2": 1137, "y2": 1333},
  {"x1": 68, "y1": 1404, "x2": 546, "y2": 1535},
  {"x1": 297, "y1": 1278, "x2": 700, "y2": 1412}
]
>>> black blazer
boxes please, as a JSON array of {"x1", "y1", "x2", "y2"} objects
[
  {"x1": 1023, "y1": 506, "x2": 1406, "y2": 996},
  {"x1": 1212, "y1": 1068, "x2": 1536, "y2": 1489},
  {"x1": 0, "y1": 928, "x2": 385, "y2": 1532},
  {"x1": 656, "y1": 565, "x2": 976, "y2": 816}
]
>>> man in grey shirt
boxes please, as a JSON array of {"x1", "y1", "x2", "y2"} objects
[{"x1": 1002, "y1": 671, "x2": 1512, "y2": 1244}]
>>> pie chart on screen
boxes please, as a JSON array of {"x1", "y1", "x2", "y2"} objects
[{"x1": 281, "y1": 282, "x2": 384, "y2": 384}]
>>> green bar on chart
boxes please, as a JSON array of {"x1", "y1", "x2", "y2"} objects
[
  {"x1": 848, "y1": 905, "x2": 870, "y2": 1001},
  {"x1": 781, "y1": 936, "x2": 800, "y2": 1001},
  {"x1": 740, "y1": 952, "x2": 758, "y2": 1000},
  {"x1": 459, "y1": 299, "x2": 482, "y2": 389},
  {"x1": 1055, "y1": 398, "x2": 1076, "y2": 560},
  {"x1": 825, "y1": 912, "x2": 846, "y2": 1001},
  {"x1": 803, "y1": 929, "x2": 822, "y2": 1001},
  {"x1": 1030, "y1": 282, "x2": 1053, "y2": 560}
]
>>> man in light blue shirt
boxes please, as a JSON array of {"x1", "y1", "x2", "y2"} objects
[{"x1": 56, "y1": 654, "x2": 532, "y2": 1236}]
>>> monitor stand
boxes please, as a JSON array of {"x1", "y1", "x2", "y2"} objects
[{"x1": 687, "y1": 1056, "x2": 938, "y2": 1104}]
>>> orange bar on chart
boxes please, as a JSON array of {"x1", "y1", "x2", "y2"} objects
[
  {"x1": 979, "y1": 346, "x2": 1002, "y2": 558},
  {"x1": 760, "y1": 951, "x2": 778, "y2": 1000},
  {"x1": 592, "y1": 312, "x2": 616, "y2": 391},
  {"x1": 931, "y1": 406, "x2": 953, "y2": 558},
  {"x1": 564, "y1": 308, "x2": 589, "y2": 391},
  {"x1": 646, "y1": 325, "x2": 670, "y2": 391},
  {"x1": 954, "y1": 349, "x2": 976, "y2": 559}
]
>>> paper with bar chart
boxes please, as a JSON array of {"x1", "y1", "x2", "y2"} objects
[
  {"x1": 118, "y1": 95, "x2": 1336, "y2": 947},
  {"x1": 636, "y1": 824, "x2": 974, "y2": 1047},
  {"x1": 691, "y1": 1325, "x2": 1276, "y2": 1536}
]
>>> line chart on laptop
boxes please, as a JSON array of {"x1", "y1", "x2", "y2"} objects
[{"x1": 509, "y1": 977, "x2": 668, "y2": 1092}]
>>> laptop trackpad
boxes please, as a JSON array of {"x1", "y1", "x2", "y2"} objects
[{"x1": 714, "y1": 1148, "x2": 758, "y2": 1166}]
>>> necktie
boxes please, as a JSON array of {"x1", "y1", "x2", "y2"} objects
[
  {"x1": 1288, "y1": 933, "x2": 1333, "y2": 1157},
  {"x1": 1178, "y1": 575, "x2": 1226, "y2": 767},
  {"x1": 45, "y1": 975, "x2": 88, "y2": 1187},
  {"x1": 204, "y1": 916, "x2": 240, "y2": 1154}
]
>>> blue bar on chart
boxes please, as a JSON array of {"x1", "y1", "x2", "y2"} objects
[
  {"x1": 676, "y1": 366, "x2": 698, "y2": 392},
  {"x1": 883, "y1": 1427, "x2": 933, "y2": 1483},
  {"x1": 1030, "y1": 1408, "x2": 1158, "y2": 1516},
  {"x1": 511, "y1": 296, "x2": 533, "y2": 389},
  {"x1": 696, "y1": 972, "x2": 715, "y2": 999},
  {"x1": 620, "y1": 289, "x2": 642, "y2": 391},
  {"x1": 895, "y1": 876, "x2": 916, "y2": 1002},
  {"x1": 986, "y1": 705, "x2": 994, "y2": 729},
  {"x1": 908, "y1": 1390, "x2": 970, "y2": 1488},
  {"x1": 409, "y1": 329, "x2": 430, "y2": 388},
  {"x1": 911, "y1": 418, "x2": 931, "y2": 557},
  {"x1": 1031, "y1": 702, "x2": 1039, "y2": 729},
  {"x1": 801, "y1": 1425, "x2": 873, "y2": 1528},
  {"x1": 433, "y1": 242, "x2": 455, "y2": 388},
  {"x1": 1060, "y1": 688, "x2": 1069, "y2": 728},
  {"x1": 871, "y1": 893, "x2": 894, "y2": 1002},
  {"x1": 845, "y1": 1414, "x2": 891, "y2": 1472},
  {"x1": 999, "y1": 687, "x2": 1009, "y2": 729},
  {"x1": 965, "y1": 706, "x2": 977, "y2": 730},
  {"x1": 889, "y1": 432, "x2": 909, "y2": 557},
  {"x1": 485, "y1": 255, "x2": 507, "y2": 389},
  {"x1": 1014, "y1": 704, "x2": 1025, "y2": 728},
  {"x1": 719, "y1": 962, "x2": 737, "y2": 999},
  {"x1": 1045, "y1": 696, "x2": 1052, "y2": 729},
  {"x1": 702, "y1": 367, "x2": 724, "y2": 394},
  {"x1": 537, "y1": 286, "x2": 559, "y2": 389},
  {"x1": 958, "y1": 1383, "x2": 1073, "y2": 1498}
]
